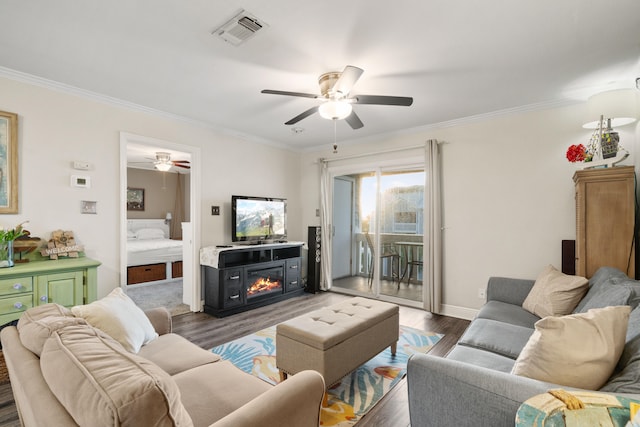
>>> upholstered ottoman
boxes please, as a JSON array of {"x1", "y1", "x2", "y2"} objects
[{"x1": 276, "y1": 297, "x2": 399, "y2": 387}]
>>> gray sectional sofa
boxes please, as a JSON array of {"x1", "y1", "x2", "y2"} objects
[{"x1": 407, "y1": 266, "x2": 640, "y2": 426}]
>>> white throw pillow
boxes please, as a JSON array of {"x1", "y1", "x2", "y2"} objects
[
  {"x1": 71, "y1": 287, "x2": 158, "y2": 353},
  {"x1": 522, "y1": 265, "x2": 589, "y2": 317},
  {"x1": 512, "y1": 306, "x2": 630, "y2": 390},
  {"x1": 135, "y1": 228, "x2": 165, "y2": 240}
]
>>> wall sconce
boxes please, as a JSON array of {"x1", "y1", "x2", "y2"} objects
[{"x1": 165, "y1": 212, "x2": 172, "y2": 224}]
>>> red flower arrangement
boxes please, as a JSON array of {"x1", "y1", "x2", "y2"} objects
[{"x1": 566, "y1": 144, "x2": 589, "y2": 163}]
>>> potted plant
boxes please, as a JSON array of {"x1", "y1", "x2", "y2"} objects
[{"x1": 0, "y1": 222, "x2": 28, "y2": 268}]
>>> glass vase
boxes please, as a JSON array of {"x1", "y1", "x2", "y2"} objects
[{"x1": 0, "y1": 241, "x2": 14, "y2": 268}]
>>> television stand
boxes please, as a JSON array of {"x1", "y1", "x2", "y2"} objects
[{"x1": 200, "y1": 242, "x2": 303, "y2": 317}]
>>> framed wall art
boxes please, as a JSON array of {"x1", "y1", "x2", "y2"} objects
[
  {"x1": 0, "y1": 111, "x2": 18, "y2": 214},
  {"x1": 127, "y1": 187, "x2": 145, "y2": 211}
]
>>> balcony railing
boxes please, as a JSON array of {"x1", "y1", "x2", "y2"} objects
[{"x1": 355, "y1": 233, "x2": 423, "y2": 283}]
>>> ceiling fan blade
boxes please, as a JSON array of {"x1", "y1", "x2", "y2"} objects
[
  {"x1": 345, "y1": 110, "x2": 364, "y2": 130},
  {"x1": 261, "y1": 89, "x2": 320, "y2": 99},
  {"x1": 332, "y1": 66, "x2": 364, "y2": 96},
  {"x1": 353, "y1": 95, "x2": 413, "y2": 106},
  {"x1": 285, "y1": 106, "x2": 319, "y2": 125},
  {"x1": 174, "y1": 164, "x2": 191, "y2": 169},
  {"x1": 171, "y1": 160, "x2": 190, "y2": 165}
]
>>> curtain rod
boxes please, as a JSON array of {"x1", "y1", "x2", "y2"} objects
[{"x1": 320, "y1": 141, "x2": 434, "y2": 163}]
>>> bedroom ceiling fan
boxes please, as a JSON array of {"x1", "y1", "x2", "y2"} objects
[
  {"x1": 131, "y1": 152, "x2": 191, "y2": 172},
  {"x1": 261, "y1": 65, "x2": 413, "y2": 130}
]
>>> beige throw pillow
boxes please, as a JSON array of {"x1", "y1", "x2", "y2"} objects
[
  {"x1": 523, "y1": 265, "x2": 589, "y2": 317},
  {"x1": 71, "y1": 287, "x2": 158, "y2": 353},
  {"x1": 512, "y1": 306, "x2": 630, "y2": 390}
]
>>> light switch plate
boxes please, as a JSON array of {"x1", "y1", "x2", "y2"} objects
[{"x1": 211, "y1": 206, "x2": 220, "y2": 215}]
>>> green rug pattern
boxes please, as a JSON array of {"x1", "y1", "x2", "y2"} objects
[{"x1": 211, "y1": 324, "x2": 442, "y2": 426}]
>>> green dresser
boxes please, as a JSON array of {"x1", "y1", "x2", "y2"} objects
[{"x1": 0, "y1": 258, "x2": 100, "y2": 325}]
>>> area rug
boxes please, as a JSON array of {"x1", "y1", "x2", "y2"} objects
[
  {"x1": 127, "y1": 280, "x2": 190, "y2": 316},
  {"x1": 211, "y1": 325, "x2": 443, "y2": 426}
]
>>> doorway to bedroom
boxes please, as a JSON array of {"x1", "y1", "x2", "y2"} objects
[{"x1": 120, "y1": 133, "x2": 201, "y2": 314}]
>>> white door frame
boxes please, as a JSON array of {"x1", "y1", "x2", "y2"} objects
[
  {"x1": 119, "y1": 132, "x2": 202, "y2": 311},
  {"x1": 326, "y1": 158, "x2": 425, "y2": 308}
]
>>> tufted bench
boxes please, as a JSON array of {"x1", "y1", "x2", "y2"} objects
[{"x1": 276, "y1": 297, "x2": 399, "y2": 388}]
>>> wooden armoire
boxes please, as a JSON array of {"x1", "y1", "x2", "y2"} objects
[{"x1": 574, "y1": 165, "x2": 636, "y2": 278}]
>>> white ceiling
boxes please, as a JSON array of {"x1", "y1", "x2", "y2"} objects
[{"x1": 1, "y1": 0, "x2": 639, "y2": 152}]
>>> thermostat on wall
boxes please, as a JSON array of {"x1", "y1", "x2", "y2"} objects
[{"x1": 71, "y1": 175, "x2": 91, "y2": 188}]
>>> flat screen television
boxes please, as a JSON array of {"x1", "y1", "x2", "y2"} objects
[{"x1": 231, "y1": 195, "x2": 287, "y2": 243}]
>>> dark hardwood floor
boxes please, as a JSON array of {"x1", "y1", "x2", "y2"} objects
[{"x1": 0, "y1": 292, "x2": 470, "y2": 427}]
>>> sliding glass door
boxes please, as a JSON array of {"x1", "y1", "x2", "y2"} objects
[{"x1": 331, "y1": 167, "x2": 425, "y2": 304}]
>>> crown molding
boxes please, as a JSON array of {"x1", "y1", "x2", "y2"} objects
[
  {"x1": 0, "y1": 66, "x2": 295, "y2": 152},
  {"x1": 304, "y1": 98, "x2": 581, "y2": 152},
  {"x1": 1, "y1": 66, "x2": 581, "y2": 155}
]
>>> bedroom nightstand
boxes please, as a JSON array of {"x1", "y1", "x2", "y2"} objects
[{"x1": 0, "y1": 257, "x2": 101, "y2": 324}]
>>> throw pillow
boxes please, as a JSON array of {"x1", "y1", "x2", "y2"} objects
[
  {"x1": 71, "y1": 287, "x2": 158, "y2": 353},
  {"x1": 573, "y1": 267, "x2": 628, "y2": 312},
  {"x1": 511, "y1": 306, "x2": 630, "y2": 390},
  {"x1": 601, "y1": 333, "x2": 640, "y2": 394},
  {"x1": 135, "y1": 228, "x2": 165, "y2": 240},
  {"x1": 522, "y1": 265, "x2": 588, "y2": 317}
]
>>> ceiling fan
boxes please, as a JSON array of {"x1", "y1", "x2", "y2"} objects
[
  {"x1": 131, "y1": 152, "x2": 191, "y2": 172},
  {"x1": 261, "y1": 65, "x2": 413, "y2": 130}
]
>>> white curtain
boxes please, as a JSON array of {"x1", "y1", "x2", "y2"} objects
[
  {"x1": 319, "y1": 160, "x2": 333, "y2": 290},
  {"x1": 424, "y1": 139, "x2": 443, "y2": 313}
]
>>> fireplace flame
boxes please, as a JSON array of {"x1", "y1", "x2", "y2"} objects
[{"x1": 247, "y1": 276, "x2": 282, "y2": 296}]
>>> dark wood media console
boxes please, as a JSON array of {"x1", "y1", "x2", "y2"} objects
[{"x1": 202, "y1": 243, "x2": 303, "y2": 317}]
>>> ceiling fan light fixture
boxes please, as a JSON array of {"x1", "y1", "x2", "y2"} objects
[
  {"x1": 155, "y1": 162, "x2": 172, "y2": 172},
  {"x1": 318, "y1": 101, "x2": 352, "y2": 120}
]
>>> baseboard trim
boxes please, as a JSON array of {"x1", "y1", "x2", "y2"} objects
[{"x1": 440, "y1": 304, "x2": 478, "y2": 321}]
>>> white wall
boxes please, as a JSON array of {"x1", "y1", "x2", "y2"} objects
[
  {"x1": 4, "y1": 73, "x2": 638, "y2": 314},
  {"x1": 300, "y1": 104, "x2": 640, "y2": 316},
  {"x1": 0, "y1": 76, "x2": 302, "y2": 298}
]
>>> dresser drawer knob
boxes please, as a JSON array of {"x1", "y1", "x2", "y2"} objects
[
  {"x1": 40, "y1": 296, "x2": 48, "y2": 302},
  {"x1": 13, "y1": 283, "x2": 22, "y2": 290},
  {"x1": 13, "y1": 302, "x2": 24, "y2": 309}
]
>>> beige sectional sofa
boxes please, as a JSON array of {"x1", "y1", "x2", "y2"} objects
[{"x1": 0, "y1": 289, "x2": 325, "y2": 427}]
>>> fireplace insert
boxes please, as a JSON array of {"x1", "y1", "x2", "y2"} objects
[{"x1": 246, "y1": 265, "x2": 284, "y2": 299}]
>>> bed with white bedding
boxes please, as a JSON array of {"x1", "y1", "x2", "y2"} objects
[{"x1": 127, "y1": 219, "x2": 183, "y2": 283}]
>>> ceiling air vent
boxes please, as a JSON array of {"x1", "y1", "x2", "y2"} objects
[{"x1": 214, "y1": 10, "x2": 267, "y2": 46}]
